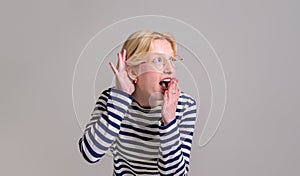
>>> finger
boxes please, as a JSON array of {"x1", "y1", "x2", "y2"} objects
[
  {"x1": 173, "y1": 78, "x2": 180, "y2": 92},
  {"x1": 169, "y1": 81, "x2": 179, "y2": 97},
  {"x1": 168, "y1": 79, "x2": 174, "y2": 88},
  {"x1": 176, "y1": 88, "x2": 180, "y2": 97},
  {"x1": 169, "y1": 89, "x2": 176, "y2": 97},
  {"x1": 122, "y1": 49, "x2": 127, "y2": 62},
  {"x1": 176, "y1": 84, "x2": 181, "y2": 96},
  {"x1": 118, "y1": 49, "x2": 127, "y2": 68},
  {"x1": 164, "y1": 90, "x2": 169, "y2": 101},
  {"x1": 169, "y1": 79, "x2": 176, "y2": 92},
  {"x1": 176, "y1": 78, "x2": 179, "y2": 88},
  {"x1": 173, "y1": 78, "x2": 179, "y2": 86},
  {"x1": 117, "y1": 52, "x2": 123, "y2": 69},
  {"x1": 109, "y1": 62, "x2": 118, "y2": 74}
]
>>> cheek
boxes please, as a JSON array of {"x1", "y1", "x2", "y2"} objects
[
  {"x1": 137, "y1": 65, "x2": 160, "y2": 76},
  {"x1": 138, "y1": 72, "x2": 161, "y2": 86},
  {"x1": 136, "y1": 65, "x2": 162, "y2": 88}
]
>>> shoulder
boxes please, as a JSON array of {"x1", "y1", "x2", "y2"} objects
[
  {"x1": 177, "y1": 92, "x2": 197, "y2": 122},
  {"x1": 98, "y1": 87, "x2": 134, "y2": 102},
  {"x1": 98, "y1": 87, "x2": 120, "y2": 97},
  {"x1": 96, "y1": 87, "x2": 112, "y2": 99},
  {"x1": 179, "y1": 91, "x2": 197, "y2": 107}
]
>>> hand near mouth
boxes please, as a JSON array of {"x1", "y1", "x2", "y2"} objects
[
  {"x1": 109, "y1": 49, "x2": 135, "y2": 95},
  {"x1": 161, "y1": 78, "x2": 180, "y2": 125}
]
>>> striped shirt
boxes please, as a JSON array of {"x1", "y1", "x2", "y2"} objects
[{"x1": 78, "y1": 88, "x2": 197, "y2": 176}]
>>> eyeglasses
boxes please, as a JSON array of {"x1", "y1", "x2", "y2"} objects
[{"x1": 140, "y1": 53, "x2": 183, "y2": 70}]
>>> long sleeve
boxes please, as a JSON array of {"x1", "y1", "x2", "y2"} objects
[
  {"x1": 78, "y1": 88, "x2": 133, "y2": 163},
  {"x1": 157, "y1": 95, "x2": 197, "y2": 175}
]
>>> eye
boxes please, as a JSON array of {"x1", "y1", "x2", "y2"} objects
[
  {"x1": 170, "y1": 57, "x2": 176, "y2": 62},
  {"x1": 153, "y1": 57, "x2": 163, "y2": 63}
]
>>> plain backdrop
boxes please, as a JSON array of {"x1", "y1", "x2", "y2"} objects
[{"x1": 0, "y1": 0, "x2": 299, "y2": 175}]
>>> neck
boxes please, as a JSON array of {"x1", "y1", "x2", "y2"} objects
[{"x1": 132, "y1": 87, "x2": 162, "y2": 108}]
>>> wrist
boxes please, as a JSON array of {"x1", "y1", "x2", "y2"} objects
[{"x1": 160, "y1": 117, "x2": 170, "y2": 126}]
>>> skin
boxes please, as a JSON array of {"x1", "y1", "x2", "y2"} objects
[{"x1": 109, "y1": 39, "x2": 180, "y2": 125}]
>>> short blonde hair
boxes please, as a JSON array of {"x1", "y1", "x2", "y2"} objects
[{"x1": 122, "y1": 30, "x2": 177, "y2": 66}]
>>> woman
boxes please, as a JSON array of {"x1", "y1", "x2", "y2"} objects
[{"x1": 78, "y1": 30, "x2": 197, "y2": 175}]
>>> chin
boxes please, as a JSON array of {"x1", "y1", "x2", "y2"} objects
[{"x1": 148, "y1": 92, "x2": 164, "y2": 106}]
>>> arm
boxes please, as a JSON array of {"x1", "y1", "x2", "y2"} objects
[
  {"x1": 158, "y1": 96, "x2": 197, "y2": 175},
  {"x1": 79, "y1": 49, "x2": 135, "y2": 163},
  {"x1": 78, "y1": 88, "x2": 133, "y2": 163}
]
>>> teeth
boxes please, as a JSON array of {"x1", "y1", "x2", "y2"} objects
[
  {"x1": 159, "y1": 78, "x2": 172, "y2": 89},
  {"x1": 163, "y1": 81, "x2": 168, "y2": 88}
]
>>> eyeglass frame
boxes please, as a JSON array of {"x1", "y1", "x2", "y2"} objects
[{"x1": 138, "y1": 52, "x2": 184, "y2": 70}]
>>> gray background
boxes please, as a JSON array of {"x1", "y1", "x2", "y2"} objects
[{"x1": 0, "y1": 0, "x2": 299, "y2": 175}]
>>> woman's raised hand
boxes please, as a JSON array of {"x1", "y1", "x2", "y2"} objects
[
  {"x1": 161, "y1": 78, "x2": 180, "y2": 125},
  {"x1": 109, "y1": 49, "x2": 135, "y2": 95}
]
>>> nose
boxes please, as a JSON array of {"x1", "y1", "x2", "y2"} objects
[{"x1": 163, "y1": 60, "x2": 175, "y2": 75}]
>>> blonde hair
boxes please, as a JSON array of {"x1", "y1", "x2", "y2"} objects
[{"x1": 122, "y1": 30, "x2": 177, "y2": 66}]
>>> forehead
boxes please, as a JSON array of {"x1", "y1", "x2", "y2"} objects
[{"x1": 150, "y1": 39, "x2": 174, "y2": 56}]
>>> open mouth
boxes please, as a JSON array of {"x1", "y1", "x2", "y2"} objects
[{"x1": 159, "y1": 78, "x2": 172, "y2": 90}]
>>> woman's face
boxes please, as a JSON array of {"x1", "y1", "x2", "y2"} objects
[{"x1": 135, "y1": 39, "x2": 176, "y2": 102}]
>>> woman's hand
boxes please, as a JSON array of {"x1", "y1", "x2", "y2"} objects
[
  {"x1": 161, "y1": 78, "x2": 180, "y2": 125},
  {"x1": 109, "y1": 49, "x2": 135, "y2": 95}
]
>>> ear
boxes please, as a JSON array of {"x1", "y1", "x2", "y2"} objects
[{"x1": 127, "y1": 66, "x2": 138, "y2": 81}]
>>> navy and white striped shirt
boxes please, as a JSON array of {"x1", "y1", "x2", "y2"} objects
[{"x1": 79, "y1": 88, "x2": 197, "y2": 175}]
